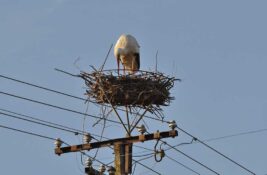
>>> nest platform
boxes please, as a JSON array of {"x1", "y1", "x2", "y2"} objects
[{"x1": 81, "y1": 70, "x2": 177, "y2": 112}]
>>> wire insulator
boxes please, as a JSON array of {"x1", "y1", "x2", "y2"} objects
[
  {"x1": 107, "y1": 166, "x2": 116, "y2": 173},
  {"x1": 83, "y1": 133, "x2": 92, "y2": 144},
  {"x1": 137, "y1": 124, "x2": 146, "y2": 134},
  {"x1": 99, "y1": 164, "x2": 106, "y2": 173},
  {"x1": 168, "y1": 120, "x2": 177, "y2": 130},
  {"x1": 85, "y1": 158, "x2": 92, "y2": 168},
  {"x1": 54, "y1": 138, "x2": 62, "y2": 148}
]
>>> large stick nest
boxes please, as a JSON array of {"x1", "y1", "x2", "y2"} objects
[{"x1": 81, "y1": 70, "x2": 177, "y2": 112}]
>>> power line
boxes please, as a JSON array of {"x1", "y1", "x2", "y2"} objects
[
  {"x1": 140, "y1": 131, "x2": 220, "y2": 175},
  {"x1": 2, "y1": 117, "x2": 201, "y2": 175},
  {"x1": 0, "y1": 111, "x2": 83, "y2": 136},
  {"x1": 165, "y1": 154, "x2": 201, "y2": 175},
  {"x1": 162, "y1": 141, "x2": 220, "y2": 175},
  {"x1": 0, "y1": 121, "x2": 162, "y2": 175},
  {"x1": 0, "y1": 108, "x2": 120, "y2": 140},
  {"x1": 133, "y1": 159, "x2": 161, "y2": 175},
  {"x1": 0, "y1": 121, "x2": 161, "y2": 174},
  {"x1": 89, "y1": 136, "x2": 197, "y2": 175},
  {"x1": 0, "y1": 74, "x2": 164, "y2": 123},
  {"x1": 135, "y1": 143, "x2": 214, "y2": 175},
  {"x1": 75, "y1": 144, "x2": 162, "y2": 175},
  {"x1": 0, "y1": 108, "x2": 162, "y2": 174},
  {"x1": 0, "y1": 91, "x2": 122, "y2": 125},
  {"x1": 0, "y1": 102, "x2": 164, "y2": 175},
  {"x1": 135, "y1": 144, "x2": 202, "y2": 175},
  {"x1": 202, "y1": 128, "x2": 267, "y2": 142},
  {"x1": 0, "y1": 104, "x2": 214, "y2": 174},
  {"x1": 0, "y1": 108, "x2": 164, "y2": 162},
  {"x1": 0, "y1": 75, "x2": 256, "y2": 174},
  {"x1": 0, "y1": 108, "x2": 84, "y2": 135},
  {"x1": 0, "y1": 74, "x2": 87, "y2": 101},
  {"x1": 175, "y1": 126, "x2": 256, "y2": 175},
  {"x1": 170, "y1": 128, "x2": 267, "y2": 151},
  {"x1": 0, "y1": 124, "x2": 56, "y2": 141},
  {"x1": 164, "y1": 138, "x2": 195, "y2": 152}
]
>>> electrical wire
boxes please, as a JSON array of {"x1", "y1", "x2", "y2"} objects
[
  {"x1": 0, "y1": 107, "x2": 135, "y2": 147},
  {"x1": 92, "y1": 106, "x2": 109, "y2": 160},
  {"x1": 0, "y1": 91, "x2": 122, "y2": 125},
  {"x1": 0, "y1": 108, "x2": 164, "y2": 161},
  {"x1": 165, "y1": 154, "x2": 201, "y2": 175},
  {"x1": 175, "y1": 126, "x2": 256, "y2": 175},
  {"x1": 0, "y1": 119, "x2": 162, "y2": 175},
  {"x1": 170, "y1": 128, "x2": 267, "y2": 150},
  {"x1": 69, "y1": 130, "x2": 163, "y2": 174},
  {"x1": 0, "y1": 111, "x2": 82, "y2": 136},
  {"x1": 0, "y1": 108, "x2": 82, "y2": 134},
  {"x1": 0, "y1": 74, "x2": 86, "y2": 101},
  {"x1": 202, "y1": 128, "x2": 267, "y2": 142},
  {"x1": 63, "y1": 142, "x2": 107, "y2": 166},
  {"x1": 132, "y1": 161, "x2": 137, "y2": 175},
  {"x1": 164, "y1": 138, "x2": 196, "y2": 151},
  {"x1": 90, "y1": 137, "x2": 203, "y2": 175},
  {"x1": 0, "y1": 124, "x2": 111, "y2": 174},
  {"x1": 0, "y1": 124, "x2": 56, "y2": 141},
  {"x1": 160, "y1": 140, "x2": 220, "y2": 175},
  {"x1": 133, "y1": 152, "x2": 154, "y2": 158},
  {"x1": 1, "y1": 123, "x2": 198, "y2": 175},
  {"x1": 58, "y1": 129, "x2": 210, "y2": 175},
  {"x1": 135, "y1": 143, "x2": 205, "y2": 175},
  {"x1": 0, "y1": 108, "x2": 105, "y2": 139},
  {"x1": 74, "y1": 135, "x2": 162, "y2": 175},
  {"x1": 0, "y1": 100, "x2": 220, "y2": 175},
  {"x1": 133, "y1": 158, "x2": 161, "y2": 175},
  {"x1": 131, "y1": 153, "x2": 163, "y2": 175},
  {"x1": 77, "y1": 148, "x2": 162, "y2": 175},
  {"x1": 0, "y1": 74, "x2": 164, "y2": 122},
  {"x1": 1, "y1": 75, "x2": 256, "y2": 174}
]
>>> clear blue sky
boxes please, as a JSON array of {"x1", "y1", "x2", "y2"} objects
[{"x1": 1, "y1": 0, "x2": 267, "y2": 174}]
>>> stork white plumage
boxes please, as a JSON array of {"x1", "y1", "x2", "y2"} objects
[{"x1": 114, "y1": 34, "x2": 140, "y2": 75}]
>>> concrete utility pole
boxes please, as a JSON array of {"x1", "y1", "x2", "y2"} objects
[{"x1": 55, "y1": 130, "x2": 178, "y2": 175}]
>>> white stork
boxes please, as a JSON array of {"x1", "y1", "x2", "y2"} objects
[{"x1": 114, "y1": 34, "x2": 140, "y2": 74}]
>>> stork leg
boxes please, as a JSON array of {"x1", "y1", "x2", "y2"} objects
[
  {"x1": 117, "y1": 58, "x2": 120, "y2": 76},
  {"x1": 131, "y1": 58, "x2": 135, "y2": 74}
]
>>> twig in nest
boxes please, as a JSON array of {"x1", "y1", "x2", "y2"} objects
[
  {"x1": 93, "y1": 106, "x2": 113, "y2": 127},
  {"x1": 54, "y1": 68, "x2": 80, "y2": 77},
  {"x1": 99, "y1": 44, "x2": 113, "y2": 71},
  {"x1": 81, "y1": 70, "x2": 177, "y2": 115}
]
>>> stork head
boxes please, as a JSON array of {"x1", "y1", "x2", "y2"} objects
[
  {"x1": 116, "y1": 48, "x2": 128, "y2": 56},
  {"x1": 115, "y1": 48, "x2": 129, "y2": 63}
]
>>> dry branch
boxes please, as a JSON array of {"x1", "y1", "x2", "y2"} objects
[{"x1": 80, "y1": 70, "x2": 177, "y2": 114}]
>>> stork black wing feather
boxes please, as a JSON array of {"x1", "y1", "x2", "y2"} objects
[{"x1": 135, "y1": 53, "x2": 140, "y2": 70}]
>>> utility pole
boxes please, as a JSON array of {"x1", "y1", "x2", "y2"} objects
[
  {"x1": 54, "y1": 68, "x2": 178, "y2": 174},
  {"x1": 55, "y1": 130, "x2": 178, "y2": 175}
]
